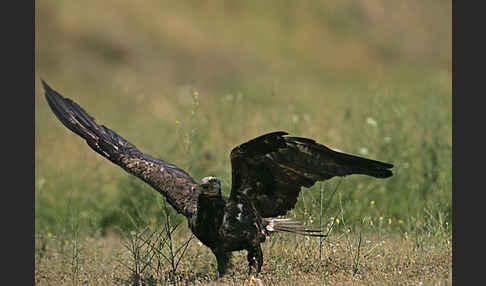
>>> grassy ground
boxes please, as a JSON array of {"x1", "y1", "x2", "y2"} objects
[
  {"x1": 35, "y1": 221, "x2": 451, "y2": 285},
  {"x1": 35, "y1": 1, "x2": 451, "y2": 284}
]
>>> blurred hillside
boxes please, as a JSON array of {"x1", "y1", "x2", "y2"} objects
[
  {"x1": 36, "y1": 1, "x2": 450, "y2": 94},
  {"x1": 35, "y1": 0, "x2": 451, "y2": 234}
]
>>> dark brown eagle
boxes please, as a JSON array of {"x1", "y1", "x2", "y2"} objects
[{"x1": 42, "y1": 80, "x2": 393, "y2": 276}]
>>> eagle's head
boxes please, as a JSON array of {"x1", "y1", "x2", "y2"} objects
[{"x1": 198, "y1": 176, "x2": 222, "y2": 197}]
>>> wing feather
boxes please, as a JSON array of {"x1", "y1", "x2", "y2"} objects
[
  {"x1": 42, "y1": 80, "x2": 198, "y2": 217},
  {"x1": 230, "y1": 132, "x2": 393, "y2": 217}
]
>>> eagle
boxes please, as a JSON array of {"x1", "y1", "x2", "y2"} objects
[{"x1": 41, "y1": 80, "x2": 393, "y2": 276}]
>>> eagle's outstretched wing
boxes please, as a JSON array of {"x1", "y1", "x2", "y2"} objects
[
  {"x1": 42, "y1": 80, "x2": 199, "y2": 217},
  {"x1": 229, "y1": 131, "x2": 393, "y2": 218}
]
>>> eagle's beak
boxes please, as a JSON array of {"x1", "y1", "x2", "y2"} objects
[{"x1": 200, "y1": 184, "x2": 219, "y2": 197}]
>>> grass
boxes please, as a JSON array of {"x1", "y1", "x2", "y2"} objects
[
  {"x1": 35, "y1": 1, "x2": 451, "y2": 284},
  {"x1": 35, "y1": 79, "x2": 452, "y2": 236},
  {"x1": 35, "y1": 223, "x2": 451, "y2": 285}
]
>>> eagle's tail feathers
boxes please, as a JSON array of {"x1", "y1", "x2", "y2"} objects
[{"x1": 264, "y1": 218, "x2": 325, "y2": 237}]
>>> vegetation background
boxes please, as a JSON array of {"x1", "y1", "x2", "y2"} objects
[{"x1": 35, "y1": 1, "x2": 451, "y2": 285}]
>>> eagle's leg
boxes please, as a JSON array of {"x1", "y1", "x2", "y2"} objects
[
  {"x1": 247, "y1": 244, "x2": 263, "y2": 275},
  {"x1": 212, "y1": 248, "x2": 232, "y2": 277}
]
